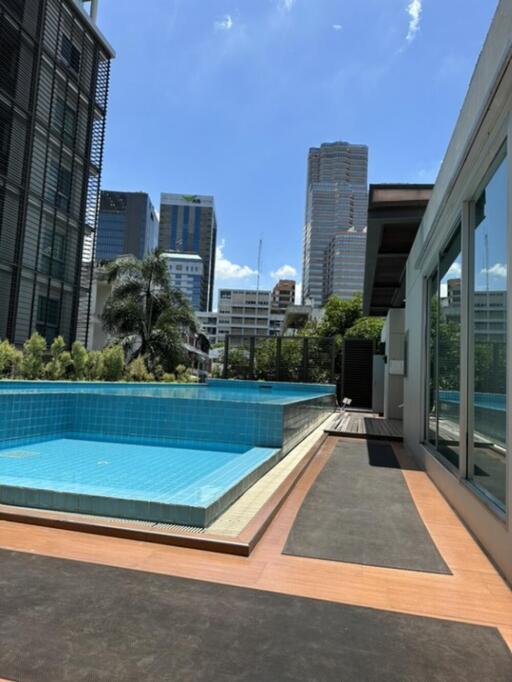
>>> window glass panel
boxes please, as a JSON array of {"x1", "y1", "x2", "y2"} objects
[
  {"x1": 54, "y1": 97, "x2": 76, "y2": 147},
  {"x1": 437, "y1": 227, "x2": 462, "y2": 468},
  {"x1": 427, "y1": 269, "x2": 438, "y2": 448},
  {"x1": 0, "y1": 104, "x2": 11, "y2": 175},
  {"x1": 36, "y1": 295, "x2": 60, "y2": 343},
  {"x1": 0, "y1": 18, "x2": 19, "y2": 97},
  {"x1": 60, "y1": 35, "x2": 81, "y2": 74},
  {"x1": 470, "y1": 154, "x2": 507, "y2": 509}
]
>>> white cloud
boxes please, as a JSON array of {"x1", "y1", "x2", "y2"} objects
[
  {"x1": 270, "y1": 264, "x2": 297, "y2": 279},
  {"x1": 482, "y1": 263, "x2": 507, "y2": 278},
  {"x1": 448, "y1": 261, "x2": 462, "y2": 278},
  {"x1": 214, "y1": 14, "x2": 233, "y2": 31},
  {"x1": 278, "y1": 0, "x2": 295, "y2": 11},
  {"x1": 332, "y1": 24, "x2": 343, "y2": 31},
  {"x1": 405, "y1": 0, "x2": 422, "y2": 43},
  {"x1": 215, "y1": 240, "x2": 258, "y2": 280}
]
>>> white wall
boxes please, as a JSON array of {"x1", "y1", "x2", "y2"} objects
[{"x1": 382, "y1": 309, "x2": 404, "y2": 421}]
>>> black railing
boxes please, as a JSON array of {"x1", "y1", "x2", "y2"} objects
[{"x1": 222, "y1": 335, "x2": 337, "y2": 384}]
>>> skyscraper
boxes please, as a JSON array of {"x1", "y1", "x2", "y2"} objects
[
  {"x1": 159, "y1": 193, "x2": 217, "y2": 311},
  {"x1": 0, "y1": 0, "x2": 114, "y2": 345},
  {"x1": 96, "y1": 191, "x2": 158, "y2": 262},
  {"x1": 302, "y1": 141, "x2": 368, "y2": 306}
]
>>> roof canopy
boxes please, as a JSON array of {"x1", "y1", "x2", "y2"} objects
[{"x1": 363, "y1": 184, "x2": 433, "y2": 316}]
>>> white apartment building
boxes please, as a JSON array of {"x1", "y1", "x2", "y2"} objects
[
  {"x1": 197, "y1": 289, "x2": 285, "y2": 344},
  {"x1": 162, "y1": 252, "x2": 203, "y2": 311}
]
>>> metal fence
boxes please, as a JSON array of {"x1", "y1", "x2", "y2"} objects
[{"x1": 221, "y1": 336, "x2": 337, "y2": 384}]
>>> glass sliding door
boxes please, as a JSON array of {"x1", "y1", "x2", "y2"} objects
[
  {"x1": 427, "y1": 269, "x2": 438, "y2": 448},
  {"x1": 470, "y1": 153, "x2": 508, "y2": 509},
  {"x1": 438, "y1": 227, "x2": 462, "y2": 468}
]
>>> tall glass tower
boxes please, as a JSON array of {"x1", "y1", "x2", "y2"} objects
[
  {"x1": 159, "y1": 193, "x2": 217, "y2": 312},
  {"x1": 0, "y1": 0, "x2": 114, "y2": 345},
  {"x1": 302, "y1": 141, "x2": 368, "y2": 306}
]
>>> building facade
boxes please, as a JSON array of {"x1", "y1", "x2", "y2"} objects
[
  {"x1": 271, "y1": 279, "x2": 295, "y2": 313},
  {"x1": 161, "y1": 252, "x2": 203, "y2": 311},
  {"x1": 324, "y1": 227, "x2": 367, "y2": 301},
  {"x1": 96, "y1": 191, "x2": 158, "y2": 262},
  {"x1": 404, "y1": 0, "x2": 512, "y2": 583},
  {"x1": 197, "y1": 288, "x2": 284, "y2": 344},
  {"x1": 302, "y1": 141, "x2": 368, "y2": 307},
  {"x1": 159, "y1": 193, "x2": 216, "y2": 312},
  {"x1": 0, "y1": 0, "x2": 113, "y2": 345}
]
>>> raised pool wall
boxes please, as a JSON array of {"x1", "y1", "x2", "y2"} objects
[{"x1": 0, "y1": 380, "x2": 336, "y2": 455}]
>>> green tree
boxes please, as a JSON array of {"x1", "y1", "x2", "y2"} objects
[
  {"x1": 101, "y1": 251, "x2": 197, "y2": 373},
  {"x1": 344, "y1": 316, "x2": 384, "y2": 341},
  {"x1": 45, "y1": 336, "x2": 72, "y2": 379},
  {"x1": 70, "y1": 341, "x2": 88, "y2": 380},
  {"x1": 317, "y1": 294, "x2": 363, "y2": 338},
  {"x1": 21, "y1": 332, "x2": 47, "y2": 379},
  {"x1": 84, "y1": 351, "x2": 104, "y2": 381},
  {"x1": 226, "y1": 346, "x2": 251, "y2": 379},
  {"x1": 101, "y1": 345, "x2": 125, "y2": 381},
  {"x1": 0, "y1": 339, "x2": 22, "y2": 378}
]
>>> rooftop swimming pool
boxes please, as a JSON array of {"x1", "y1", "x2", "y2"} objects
[{"x1": 0, "y1": 380, "x2": 336, "y2": 526}]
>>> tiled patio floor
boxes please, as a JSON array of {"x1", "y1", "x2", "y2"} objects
[{"x1": 0, "y1": 435, "x2": 510, "y2": 665}]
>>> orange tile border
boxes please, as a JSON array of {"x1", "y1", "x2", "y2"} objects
[{"x1": 0, "y1": 435, "x2": 511, "y2": 651}]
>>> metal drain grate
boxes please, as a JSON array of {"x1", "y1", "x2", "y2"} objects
[{"x1": 0, "y1": 450, "x2": 37, "y2": 459}]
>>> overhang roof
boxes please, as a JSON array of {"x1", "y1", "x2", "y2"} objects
[{"x1": 363, "y1": 184, "x2": 433, "y2": 316}]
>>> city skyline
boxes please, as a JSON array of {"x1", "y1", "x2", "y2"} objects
[{"x1": 96, "y1": 0, "x2": 497, "y2": 299}]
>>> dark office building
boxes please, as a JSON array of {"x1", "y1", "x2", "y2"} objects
[
  {"x1": 0, "y1": 0, "x2": 114, "y2": 346},
  {"x1": 96, "y1": 191, "x2": 158, "y2": 262},
  {"x1": 159, "y1": 193, "x2": 217, "y2": 311}
]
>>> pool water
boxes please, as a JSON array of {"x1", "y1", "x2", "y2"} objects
[
  {"x1": 0, "y1": 379, "x2": 336, "y2": 526},
  {"x1": 0, "y1": 438, "x2": 278, "y2": 526}
]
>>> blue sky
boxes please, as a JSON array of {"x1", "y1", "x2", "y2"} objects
[{"x1": 97, "y1": 0, "x2": 498, "y2": 305}]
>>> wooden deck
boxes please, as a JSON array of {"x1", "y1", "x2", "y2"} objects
[
  {"x1": 325, "y1": 410, "x2": 403, "y2": 441},
  {"x1": 0, "y1": 436, "x2": 510, "y2": 654}
]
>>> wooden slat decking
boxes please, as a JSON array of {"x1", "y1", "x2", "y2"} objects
[{"x1": 325, "y1": 410, "x2": 403, "y2": 441}]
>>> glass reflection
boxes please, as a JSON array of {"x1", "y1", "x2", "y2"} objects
[
  {"x1": 438, "y1": 228, "x2": 462, "y2": 468},
  {"x1": 471, "y1": 155, "x2": 507, "y2": 509}
]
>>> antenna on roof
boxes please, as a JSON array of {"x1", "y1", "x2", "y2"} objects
[{"x1": 256, "y1": 238, "x2": 262, "y2": 295}]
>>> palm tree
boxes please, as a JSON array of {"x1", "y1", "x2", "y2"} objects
[{"x1": 101, "y1": 250, "x2": 197, "y2": 372}]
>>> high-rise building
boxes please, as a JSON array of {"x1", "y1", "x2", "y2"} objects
[
  {"x1": 96, "y1": 191, "x2": 158, "y2": 262},
  {"x1": 162, "y1": 252, "x2": 203, "y2": 311},
  {"x1": 0, "y1": 0, "x2": 114, "y2": 345},
  {"x1": 159, "y1": 193, "x2": 217, "y2": 311},
  {"x1": 271, "y1": 279, "x2": 296, "y2": 313},
  {"x1": 324, "y1": 228, "x2": 367, "y2": 300},
  {"x1": 302, "y1": 141, "x2": 368, "y2": 306},
  {"x1": 197, "y1": 288, "x2": 284, "y2": 344}
]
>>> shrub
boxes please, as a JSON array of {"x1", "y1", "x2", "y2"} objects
[
  {"x1": 101, "y1": 345, "x2": 125, "y2": 381},
  {"x1": 45, "y1": 336, "x2": 72, "y2": 380},
  {"x1": 161, "y1": 373, "x2": 176, "y2": 383},
  {"x1": 71, "y1": 341, "x2": 88, "y2": 380},
  {"x1": 0, "y1": 339, "x2": 22, "y2": 378},
  {"x1": 126, "y1": 356, "x2": 154, "y2": 382},
  {"x1": 21, "y1": 332, "x2": 47, "y2": 379},
  {"x1": 174, "y1": 364, "x2": 198, "y2": 383},
  {"x1": 84, "y1": 351, "x2": 104, "y2": 381}
]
